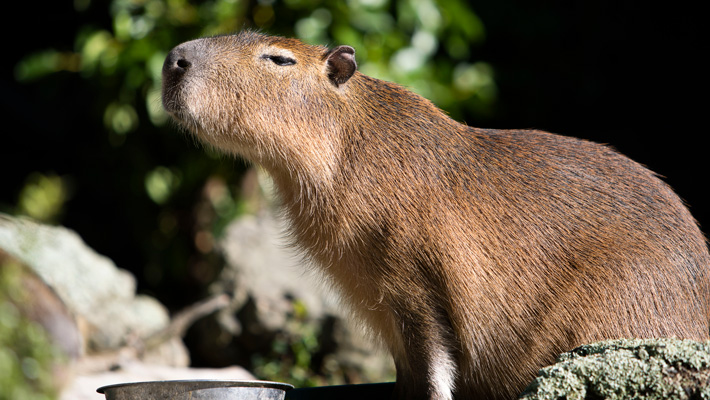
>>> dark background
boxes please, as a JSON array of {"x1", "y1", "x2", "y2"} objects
[{"x1": 2, "y1": 0, "x2": 706, "y2": 313}]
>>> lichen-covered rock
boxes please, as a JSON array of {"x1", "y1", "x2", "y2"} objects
[{"x1": 519, "y1": 338, "x2": 710, "y2": 400}]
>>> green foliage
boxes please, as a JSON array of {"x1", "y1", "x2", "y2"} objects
[
  {"x1": 249, "y1": 298, "x2": 396, "y2": 387},
  {"x1": 16, "y1": 173, "x2": 69, "y2": 224},
  {"x1": 268, "y1": 0, "x2": 495, "y2": 120},
  {"x1": 251, "y1": 300, "x2": 328, "y2": 388},
  {"x1": 0, "y1": 260, "x2": 61, "y2": 400}
]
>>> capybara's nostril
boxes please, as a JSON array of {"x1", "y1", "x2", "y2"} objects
[
  {"x1": 162, "y1": 44, "x2": 199, "y2": 114},
  {"x1": 176, "y1": 58, "x2": 191, "y2": 70},
  {"x1": 163, "y1": 44, "x2": 196, "y2": 77}
]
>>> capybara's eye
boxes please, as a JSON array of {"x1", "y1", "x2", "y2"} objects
[{"x1": 262, "y1": 54, "x2": 297, "y2": 66}]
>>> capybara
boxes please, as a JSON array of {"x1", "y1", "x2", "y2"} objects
[{"x1": 162, "y1": 31, "x2": 710, "y2": 399}]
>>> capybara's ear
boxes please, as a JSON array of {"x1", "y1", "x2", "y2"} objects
[{"x1": 325, "y1": 45, "x2": 356, "y2": 87}]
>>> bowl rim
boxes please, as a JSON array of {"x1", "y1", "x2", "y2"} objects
[{"x1": 96, "y1": 379, "x2": 294, "y2": 394}]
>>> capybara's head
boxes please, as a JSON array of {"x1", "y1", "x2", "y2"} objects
[{"x1": 162, "y1": 31, "x2": 357, "y2": 176}]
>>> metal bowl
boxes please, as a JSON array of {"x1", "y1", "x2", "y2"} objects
[{"x1": 97, "y1": 379, "x2": 293, "y2": 400}]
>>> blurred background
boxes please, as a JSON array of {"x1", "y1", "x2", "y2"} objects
[{"x1": 1, "y1": 0, "x2": 706, "y2": 397}]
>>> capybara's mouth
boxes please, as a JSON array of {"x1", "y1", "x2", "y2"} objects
[
  {"x1": 161, "y1": 92, "x2": 184, "y2": 117},
  {"x1": 161, "y1": 73, "x2": 188, "y2": 117}
]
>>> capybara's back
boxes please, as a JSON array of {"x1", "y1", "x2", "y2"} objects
[
  {"x1": 424, "y1": 128, "x2": 710, "y2": 398},
  {"x1": 161, "y1": 31, "x2": 710, "y2": 399}
]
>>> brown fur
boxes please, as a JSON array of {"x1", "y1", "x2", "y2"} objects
[{"x1": 162, "y1": 31, "x2": 710, "y2": 399}]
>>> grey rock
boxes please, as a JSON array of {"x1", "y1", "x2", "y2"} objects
[
  {"x1": 213, "y1": 205, "x2": 394, "y2": 382},
  {"x1": 0, "y1": 214, "x2": 135, "y2": 320},
  {"x1": 0, "y1": 213, "x2": 184, "y2": 363},
  {"x1": 216, "y1": 211, "x2": 331, "y2": 331}
]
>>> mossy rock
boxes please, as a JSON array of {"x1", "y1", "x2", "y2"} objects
[
  {"x1": 519, "y1": 338, "x2": 710, "y2": 400},
  {"x1": 0, "y1": 254, "x2": 62, "y2": 400}
]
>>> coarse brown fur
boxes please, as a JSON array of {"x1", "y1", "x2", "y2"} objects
[{"x1": 162, "y1": 31, "x2": 710, "y2": 400}]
